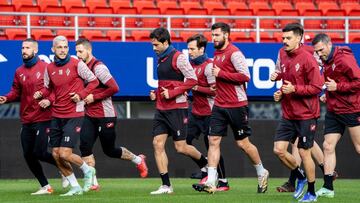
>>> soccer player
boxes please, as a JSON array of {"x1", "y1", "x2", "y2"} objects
[
  {"x1": 192, "y1": 22, "x2": 269, "y2": 194},
  {"x1": 312, "y1": 33, "x2": 360, "y2": 198},
  {"x1": 0, "y1": 38, "x2": 70, "y2": 195},
  {"x1": 270, "y1": 23, "x2": 323, "y2": 202},
  {"x1": 148, "y1": 27, "x2": 208, "y2": 195},
  {"x1": 33, "y1": 36, "x2": 98, "y2": 196},
  {"x1": 186, "y1": 34, "x2": 229, "y2": 191},
  {"x1": 75, "y1": 38, "x2": 148, "y2": 190}
]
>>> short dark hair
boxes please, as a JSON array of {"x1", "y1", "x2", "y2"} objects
[
  {"x1": 312, "y1": 33, "x2": 331, "y2": 45},
  {"x1": 282, "y1": 23, "x2": 304, "y2": 38},
  {"x1": 211, "y1": 22, "x2": 231, "y2": 35},
  {"x1": 149, "y1": 27, "x2": 171, "y2": 45},
  {"x1": 187, "y1": 34, "x2": 207, "y2": 50},
  {"x1": 23, "y1": 38, "x2": 37, "y2": 43},
  {"x1": 75, "y1": 38, "x2": 92, "y2": 49}
]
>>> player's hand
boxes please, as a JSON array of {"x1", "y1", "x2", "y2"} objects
[
  {"x1": 38, "y1": 99, "x2": 51, "y2": 108},
  {"x1": 270, "y1": 72, "x2": 279, "y2": 81},
  {"x1": 160, "y1": 87, "x2": 169, "y2": 99},
  {"x1": 282, "y1": 80, "x2": 295, "y2": 94},
  {"x1": 325, "y1": 77, "x2": 337, "y2": 91},
  {"x1": 192, "y1": 85, "x2": 198, "y2": 91},
  {"x1": 320, "y1": 94, "x2": 326, "y2": 103},
  {"x1": 84, "y1": 94, "x2": 94, "y2": 104},
  {"x1": 0, "y1": 96, "x2": 7, "y2": 104},
  {"x1": 210, "y1": 84, "x2": 217, "y2": 91},
  {"x1": 69, "y1": 92, "x2": 81, "y2": 103},
  {"x1": 212, "y1": 65, "x2": 221, "y2": 77},
  {"x1": 33, "y1": 91, "x2": 43, "y2": 99},
  {"x1": 150, "y1": 90, "x2": 156, "y2": 101},
  {"x1": 273, "y1": 90, "x2": 282, "y2": 102}
]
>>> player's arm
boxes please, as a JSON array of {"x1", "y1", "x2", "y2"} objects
[
  {"x1": 167, "y1": 53, "x2": 197, "y2": 99},
  {"x1": 34, "y1": 67, "x2": 53, "y2": 99},
  {"x1": 335, "y1": 54, "x2": 360, "y2": 93},
  {"x1": 76, "y1": 61, "x2": 99, "y2": 99},
  {"x1": 92, "y1": 64, "x2": 119, "y2": 101},
  {"x1": 271, "y1": 51, "x2": 283, "y2": 81},
  {"x1": 293, "y1": 58, "x2": 323, "y2": 96},
  {"x1": 217, "y1": 51, "x2": 250, "y2": 83},
  {"x1": 193, "y1": 63, "x2": 216, "y2": 96},
  {"x1": 3, "y1": 70, "x2": 22, "y2": 103}
]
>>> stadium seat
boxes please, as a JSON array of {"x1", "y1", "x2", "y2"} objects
[
  {"x1": 327, "y1": 32, "x2": 344, "y2": 43},
  {"x1": 303, "y1": 9, "x2": 324, "y2": 29},
  {"x1": 12, "y1": 0, "x2": 34, "y2": 10},
  {"x1": 0, "y1": 0, "x2": 9, "y2": 5},
  {"x1": 115, "y1": 7, "x2": 139, "y2": 28},
  {"x1": 273, "y1": 32, "x2": 284, "y2": 43},
  {"x1": 139, "y1": 7, "x2": 162, "y2": 28},
  {"x1": 132, "y1": 30, "x2": 150, "y2": 41},
  {"x1": 203, "y1": 1, "x2": 225, "y2": 14},
  {"x1": 81, "y1": 30, "x2": 110, "y2": 41},
  {"x1": 227, "y1": 1, "x2": 248, "y2": 15},
  {"x1": 86, "y1": 0, "x2": 108, "y2": 13},
  {"x1": 5, "y1": 28, "x2": 30, "y2": 40},
  {"x1": 271, "y1": 1, "x2": 293, "y2": 15},
  {"x1": 233, "y1": 9, "x2": 254, "y2": 29},
  {"x1": 179, "y1": 31, "x2": 197, "y2": 42},
  {"x1": 349, "y1": 32, "x2": 360, "y2": 43},
  {"x1": 18, "y1": 5, "x2": 42, "y2": 26},
  {"x1": 68, "y1": 6, "x2": 91, "y2": 27},
  {"x1": 251, "y1": 32, "x2": 277, "y2": 43},
  {"x1": 38, "y1": 0, "x2": 59, "y2": 11},
  {"x1": 325, "y1": 9, "x2": 346, "y2": 29},
  {"x1": 256, "y1": 9, "x2": 278, "y2": 29},
  {"x1": 231, "y1": 32, "x2": 254, "y2": 43},
  {"x1": 62, "y1": 0, "x2": 84, "y2": 12},
  {"x1": 0, "y1": 33, "x2": 8, "y2": 40},
  {"x1": 133, "y1": 1, "x2": 155, "y2": 13},
  {"x1": 0, "y1": 5, "x2": 16, "y2": 26},
  {"x1": 42, "y1": 6, "x2": 66, "y2": 26},
  {"x1": 248, "y1": 1, "x2": 270, "y2": 14},
  {"x1": 278, "y1": 10, "x2": 300, "y2": 29},
  {"x1": 92, "y1": 7, "x2": 115, "y2": 27},
  {"x1": 107, "y1": 30, "x2": 122, "y2": 41},
  {"x1": 340, "y1": 2, "x2": 360, "y2": 15},
  {"x1": 32, "y1": 29, "x2": 54, "y2": 41},
  {"x1": 349, "y1": 9, "x2": 360, "y2": 29},
  {"x1": 187, "y1": 8, "x2": 210, "y2": 28},
  {"x1": 157, "y1": 1, "x2": 178, "y2": 14},
  {"x1": 57, "y1": 29, "x2": 76, "y2": 40},
  {"x1": 179, "y1": 1, "x2": 201, "y2": 14},
  {"x1": 317, "y1": 1, "x2": 339, "y2": 15},
  {"x1": 170, "y1": 31, "x2": 183, "y2": 42},
  {"x1": 211, "y1": 8, "x2": 232, "y2": 26},
  {"x1": 109, "y1": 0, "x2": 130, "y2": 10},
  {"x1": 294, "y1": 2, "x2": 316, "y2": 15},
  {"x1": 162, "y1": 8, "x2": 186, "y2": 28}
]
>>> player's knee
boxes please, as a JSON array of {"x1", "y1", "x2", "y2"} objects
[
  {"x1": 273, "y1": 146, "x2": 286, "y2": 157},
  {"x1": 174, "y1": 143, "x2": 186, "y2": 154},
  {"x1": 59, "y1": 151, "x2": 70, "y2": 161},
  {"x1": 152, "y1": 139, "x2": 164, "y2": 152},
  {"x1": 354, "y1": 145, "x2": 360, "y2": 155},
  {"x1": 323, "y1": 141, "x2": 335, "y2": 153}
]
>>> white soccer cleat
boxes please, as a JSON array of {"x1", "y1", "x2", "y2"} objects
[
  {"x1": 150, "y1": 185, "x2": 173, "y2": 195},
  {"x1": 62, "y1": 175, "x2": 70, "y2": 188},
  {"x1": 257, "y1": 169, "x2": 269, "y2": 193},
  {"x1": 60, "y1": 186, "x2": 83, "y2": 196},
  {"x1": 31, "y1": 185, "x2": 54, "y2": 195},
  {"x1": 83, "y1": 166, "x2": 96, "y2": 192}
]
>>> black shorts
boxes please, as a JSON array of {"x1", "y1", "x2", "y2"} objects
[
  {"x1": 209, "y1": 105, "x2": 251, "y2": 140},
  {"x1": 187, "y1": 113, "x2": 210, "y2": 140},
  {"x1": 152, "y1": 109, "x2": 188, "y2": 141},
  {"x1": 80, "y1": 116, "x2": 117, "y2": 157},
  {"x1": 324, "y1": 111, "x2": 360, "y2": 135},
  {"x1": 49, "y1": 117, "x2": 84, "y2": 148},
  {"x1": 274, "y1": 118, "x2": 317, "y2": 149}
]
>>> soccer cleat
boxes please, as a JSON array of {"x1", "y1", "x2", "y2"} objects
[
  {"x1": 150, "y1": 185, "x2": 173, "y2": 195},
  {"x1": 62, "y1": 175, "x2": 70, "y2": 188},
  {"x1": 90, "y1": 184, "x2": 101, "y2": 191},
  {"x1": 299, "y1": 192, "x2": 317, "y2": 202},
  {"x1": 199, "y1": 176, "x2": 208, "y2": 184},
  {"x1": 192, "y1": 183, "x2": 216, "y2": 194},
  {"x1": 293, "y1": 178, "x2": 307, "y2": 199},
  {"x1": 316, "y1": 187, "x2": 334, "y2": 198},
  {"x1": 83, "y1": 166, "x2": 96, "y2": 192},
  {"x1": 257, "y1": 169, "x2": 269, "y2": 193},
  {"x1": 31, "y1": 185, "x2": 54, "y2": 195},
  {"x1": 276, "y1": 181, "x2": 295, "y2": 192},
  {"x1": 136, "y1": 154, "x2": 148, "y2": 178},
  {"x1": 216, "y1": 180, "x2": 230, "y2": 192},
  {"x1": 60, "y1": 186, "x2": 83, "y2": 196}
]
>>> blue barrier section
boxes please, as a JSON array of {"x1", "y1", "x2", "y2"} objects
[{"x1": 1, "y1": 41, "x2": 359, "y2": 98}]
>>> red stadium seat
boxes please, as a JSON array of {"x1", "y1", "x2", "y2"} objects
[
  {"x1": 18, "y1": 5, "x2": 42, "y2": 26},
  {"x1": 0, "y1": 5, "x2": 16, "y2": 26},
  {"x1": 349, "y1": 32, "x2": 360, "y2": 43},
  {"x1": 0, "y1": 0, "x2": 9, "y2": 5},
  {"x1": 233, "y1": 9, "x2": 254, "y2": 29},
  {"x1": 42, "y1": 6, "x2": 66, "y2": 26},
  {"x1": 349, "y1": 9, "x2": 360, "y2": 29},
  {"x1": 109, "y1": 0, "x2": 130, "y2": 10},
  {"x1": 107, "y1": 30, "x2": 122, "y2": 41},
  {"x1": 133, "y1": 1, "x2": 155, "y2": 13},
  {"x1": 86, "y1": 0, "x2": 107, "y2": 13},
  {"x1": 303, "y1": 9, "x2": 324, "y2": 29},
  {"x1": 250, "y1": 32, "x2": 277, "y2": 43},
  {"x1": 340, "y1": 2, "x2": 360, "y2": 15},
  {"x1": 248, "y1": 1, "x2": 270, "y2": 14},
  {"x1": 62, "y1": 0, "x2": 84, "y2": 12},
  {"x1": 278, "y1": 10, "x2": 300, "y2": 29},
  {"x1": 81, "y1": 30, "x2": 111, "y2": 41},
  {"x1": 12, "y1": 0, "x2": 34, "y2": 10},
  {"x1": 132, "y1": 30, "x2": 150, "y2": 41},
  {"x1": 327, "y1": 32, "x2": 344, "y2": 43},
  {"x1": 187, "y1": 8, "x2": 210, "y2": 28},
  {"x1": 68, "y1": 6, "x2": 91, "y2": 27},
  {"x1": 139, "y1": 7, "x2": 161, "y2": 28},
  {"x1": 179, "y1": 31, "x2": 197, "y2": 42},
  {"x1": 325, "y1": 9, "x2": 346, "y2": 29},
  {"x1": 294, "y1": 2, "x2": 316, "y2": 15},
  {"x1": 179, "y1": 1, "x2": 201, "y2": 14},
  {"x1": 5, "y1": 28, "x2": 31, "y2": 40},
  {"x1": 203, "y1": 1, "x2": 225, "y2": 14},
  {"x1": 317, "y1": 1, "x2": 339, "y2": 15},
  {"x1": 92, "y1": 7, "x2": 115, "y2": 27},
  {"x1": 256, "y1": 9, "x2": 278, "y2": 29},
  {"x1": 38, "y1": 0, "x2": 59, "y2": 11},
  {"x1": 32, "y1": 29, "x2": 54, "y2": 41},
  {"x1": 227, "y1": 1, "x2": 248, "y2": 15},
  {"x1": 115, "y1": 7, "x2": 139, "y2": 28},
  {"x1": 202, "y1": 31, "x2": 212, "y2": 41},
  {"x1": 231, "y1": 32, "x2": 254, "y2": 43},
  {"x1": 162, "y1": 8, "x2": 186, "y2": 28},
  {"x1": 211, "y1": 8, "x2": 232, "y2": 26},
  {"x1": 57, "y1": 29, "x2": 76, "y2": 40},
  {"x1": 271, "y1": 1, "x2": 293, "y2": 15},
  {"x1": 157, "y1": 1, "x2": 178, "y2": 14}
]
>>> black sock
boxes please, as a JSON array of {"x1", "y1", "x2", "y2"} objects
[
  {"x1": 308, "y1": 181, "x2": 315, "y2": 195},
  {"x1": 192, "y1": 155, "x2": 208, "y2": 169},
  {"x1": 323, "y1": 174, "x2": 334, "y2": 190},
  {"x1": 293, "y1": 167, "x2": 306, "y2": 180},
  {"x1": 217, "y1": 155, "x2": 226, "y2": 179},
  {"x1": 288, "y1": 170, "x2": 297, "y2": 187},
  {"x1": 319, "y1": 164, "x2": 325, "y2": 174},
  {"x1": 160, "y1": 173, "x2": 171, "y2": 187}
]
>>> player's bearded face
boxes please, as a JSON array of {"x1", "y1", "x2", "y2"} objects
[
  {"x1": 22, "y1": 42, "x2": 36, "y2": 60},
  {"x1": 212, "y1": 28, "x2": 227, "y2": 50},
  {"x1": 214, "y1": 36, "x2": 226, "y2": 49}
]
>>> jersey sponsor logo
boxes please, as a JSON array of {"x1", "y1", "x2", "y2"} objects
[
  {"x1": 59, "y1": 69, "x2": 63, "y2": 75},
  {"x1": 295, "y1": 63, "x2": 300, "y2": 72},
  {"x1": 197, "y1": 67, "x2": 202, "y2": 75},
  {"x1": 106, "y1": 122, "x2": 114, "y2": 128},
  {"x1": 75, "y1": 126, "x2": 81, "y2": 133},
  {"x1": 332, "y1": 63, "x2": 336, "y2": 71},
  {"x1": 183, "y1": 117, "x2": 188, "y2": 124},
  {"x1": 51, "y1": 71, "x2": 56, "y2": 75},
  {"x1": 66, "y1": 68, "x2": 70, "y2": 76},
  {"x1": 310, "y1": 124, "x2": 316, "y2": 131}
]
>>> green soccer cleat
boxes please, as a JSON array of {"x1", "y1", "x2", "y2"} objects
[
  {"x1": 83, "y1": 167, "x2": 96, "y2": 192},
  {"x1": 60, "y1": 186, "x2": 83, "y2": 196},
  {"x1": 316, "y1": 187, "x2": 334, "y2": 198}
]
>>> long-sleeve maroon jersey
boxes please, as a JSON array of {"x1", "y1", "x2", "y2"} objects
[
  {"x1": 156, "y1": 49, "x2": 197, "y2": 110},
  {"x1": 191, "y1": 58, "x2": 215, "y2": 116},
  {"x1": 5, "y1": 59, "x2": 52, "y2": 124},
  {"x1": 277, "y1": 46, "x2": 323, "y2": 120},
  {"x1": 323, "y1": 46, "x2": 360, "y2": 114},
  {"x1": 42, "y1": 57, "x2": 99, "y2": 118},
  {"x1": 213, "y1": 43, "x2": 250, "y2": 108},
  {"x1": 85, "y1": 57, "x2": 119, "y2": 118}
]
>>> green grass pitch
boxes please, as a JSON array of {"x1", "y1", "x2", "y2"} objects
[{"x1": 0, "y1": 178, "x2": 359, "y2": 203}]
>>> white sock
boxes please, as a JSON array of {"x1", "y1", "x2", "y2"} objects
[
  {"x1": 206, "y1": 167, "x2": 217, "y2": 186},
  {"x1": 201, "y1": 166, "x2": 207, "y2": 172},
  {"x1": 93, "y1": 175, "x2": 99, "y2": 185},
  {"x1": 254, "y1": 162, "x2": 266, "y2": 176},
  {"x1": 66, "y1": 173, "x2": 80, "y2": 187},
  {"x1": 131, "y1": 155, "x2": 142, "y2": 165},
  {"x1": 218, "y1": 178, "x2": 227, "y2": 183},
  {"x1": 43, "y1": 184, "x2": 51, "y2": 189},
  {"x1": 80, "y1": 162, "x2": 91, "y2": 174}
]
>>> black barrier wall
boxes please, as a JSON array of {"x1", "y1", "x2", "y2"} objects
[{"x1": 0, "y1": 119, "x2": 359, "y2": 179}]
